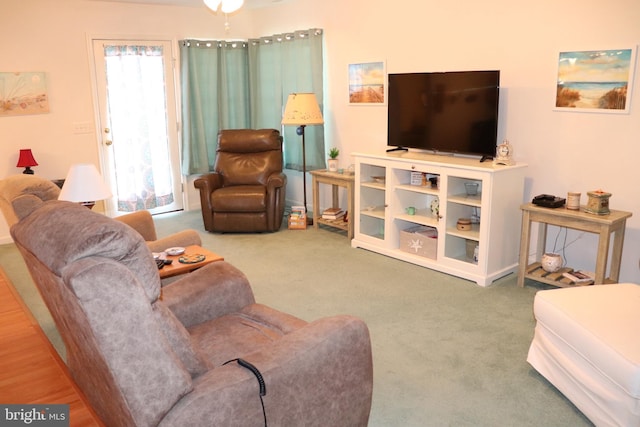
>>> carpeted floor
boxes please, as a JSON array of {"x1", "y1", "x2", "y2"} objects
[{"x1": 0, "y1": 209, "x2": 593, "y2": 426}]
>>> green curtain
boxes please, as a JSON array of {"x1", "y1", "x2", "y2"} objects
[
  {"x1": 180, "y1": 40, "x2": 249, "y2": 174},
  {"x1": 249, "y1": 29, "x2": 324, "y2": 171},
  {"x1": 180, "y1": 29, "x2": 324, "y2": 175},
  {"x1": 247, "y1": 37, "x2": 283, "y2": 128}
]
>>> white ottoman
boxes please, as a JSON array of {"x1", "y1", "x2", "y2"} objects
[{"x1": 527, "y1": 283, "x2": 640, "y2": 427}]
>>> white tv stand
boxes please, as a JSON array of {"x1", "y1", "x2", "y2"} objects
[{"x1": 351, "y1": 151, "x2": 527, "y2": 286}]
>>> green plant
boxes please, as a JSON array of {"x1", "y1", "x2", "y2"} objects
[{"x1": 328, "y1": 147, "x2": 340, "y2": 159}]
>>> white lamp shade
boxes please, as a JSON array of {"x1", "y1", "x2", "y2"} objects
[
  {"x1": 59, "y1": 164, "x2": 112, "y2": 203},
  {"x1": 204, "y1": 0, "x2": 244, "y2": 13},
  {"x1": 281, "y1": 93, "x2": 324, "y2": 126}
]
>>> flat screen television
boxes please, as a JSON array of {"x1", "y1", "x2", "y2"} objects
[{"x1": 387, "y1": 70, "x2": 500, "y2": 161}]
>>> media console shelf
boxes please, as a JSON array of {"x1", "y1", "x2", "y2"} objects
[{"x1": 351, "y1": 152, "x2": 527, "y2": 286}]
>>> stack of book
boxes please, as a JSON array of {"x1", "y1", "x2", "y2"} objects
[
  {"x1": 288, "y1": 205, "x2": 307, "y2": 229},
  {"x1": 322, "y1": 207, "x2": 345, "y2": 220}
]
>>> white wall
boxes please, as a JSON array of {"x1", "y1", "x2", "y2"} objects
[
  {"x1": 2, "y1": 0, "x2": 640, "y2": 283},
  {"x1": 261, "y1": 0, "x2": 640, "y2": 282},
  {"x1": 1, "y1": 0, "x2": 252, "y2": 236}
]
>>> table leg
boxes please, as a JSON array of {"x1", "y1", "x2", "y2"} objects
[
  {"x1": 517, "y1": 211, "x2": 531, "y2": 287},
  {"x1": 331, "y1": 184, "x2": 339, "y2": 208},
  {"x1": 346, "y1": 181, "x2": 354, "y2": 240},
  {"x1": 312, "y1": 175, "x2": 319, "y2": 230},
  {"x1": 609, "y1": 221, "x2": 627, "y2": 282},
  {"x1": 594, "y1": 225, "x2": 611, "y2": 284},
  {"x1": 537, "y1": 222, "x2": 548, "y2": 257}
]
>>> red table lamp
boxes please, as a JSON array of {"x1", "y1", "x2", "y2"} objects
[{"x1": 16, "y1": 149, "x2": 38, "y2": 174}]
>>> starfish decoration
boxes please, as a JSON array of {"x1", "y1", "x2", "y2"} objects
[{"x1": 409, "y1": 238, "x2": 423, "y2": 253}]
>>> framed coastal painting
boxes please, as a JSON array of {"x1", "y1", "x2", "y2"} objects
[
  {"x1": 348, "y1": 61, "x2": 386, "y2": 105},
  {"x1": 0, "y1": 72, "x2": 50, "y2": 117},
  {"x1": 555, "y1": 48, "x2": 636, "y2": 114}
]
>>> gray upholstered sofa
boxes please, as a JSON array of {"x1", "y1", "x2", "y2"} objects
[{"x1": 11, "y1": 200, "x2": 373, "y2": 426}]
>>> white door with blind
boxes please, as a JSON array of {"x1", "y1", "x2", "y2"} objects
[{"x1": 91, "y1": 39, "x2": 183, "y2": 216}]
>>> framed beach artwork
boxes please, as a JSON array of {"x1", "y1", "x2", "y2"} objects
[
  {"x1": 555, "y1": 48, "x2": 636, "y2": 114},
  {"x1": 0, "y1": 72, "x2": 50, "y2": 117},
  {"x1": 348, "y1": 61, "x2": 386, "y2": 105}
]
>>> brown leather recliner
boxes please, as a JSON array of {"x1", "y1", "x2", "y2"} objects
[{"x1": 194, "y1": 129, "x2": 287, "y2": 233}]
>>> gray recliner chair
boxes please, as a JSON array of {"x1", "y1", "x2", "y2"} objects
[
  {"x1": 0, "y1": 174, "x2": 201, "y2": 252},
  {"x1": 11, "y1": 200, "x2": 373, "y2": 427}
]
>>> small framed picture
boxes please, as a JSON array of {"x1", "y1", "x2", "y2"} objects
[
  {"x1": 554, "y1": 48, "x2": 636, "y2": 114},
  {"x1": 348, "y1": 61, "x2": 386, "y2": 105}
]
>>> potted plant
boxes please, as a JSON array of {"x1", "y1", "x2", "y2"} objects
[{"x1": 328, "y1": 147, "x2": 339, "y2": 172}]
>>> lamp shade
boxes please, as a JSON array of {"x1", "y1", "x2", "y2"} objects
[
  {"x1": 16, "y1": 149, "x2": 38, "y2": 174},
  {"x1": 16, "y1": 149, "x2": 38, "y2": 167},
  {"x1": 281, "y1": 93, "x2": 324, "y2": 126},
  {"x1": 59, "y1": 164, "x2": 112, "y2": 205}
]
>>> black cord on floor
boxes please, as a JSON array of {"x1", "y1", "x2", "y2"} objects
[{"x1": 223, "y1": 358, "x2": 267, "y2": 427}]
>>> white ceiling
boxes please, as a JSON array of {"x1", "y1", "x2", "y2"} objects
[{"x1": 85, "y1": 0, "x2": 288, "y2": 8}]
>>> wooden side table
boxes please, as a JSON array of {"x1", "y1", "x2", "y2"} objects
[
  {"x1": 309, "y1": 169, "x2": 355, "y2": 240},
  {"x1": 518, "y1": 203, "x2": 632, "y2": 287},
  {"x1": 159, "y1": 245, "x2": 224, "y2": 279}
]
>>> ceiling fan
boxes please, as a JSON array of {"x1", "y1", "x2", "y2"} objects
[
  {"x1": 203, "y1": 0, "x2": 244, "y2": 13},
  {"x1": 85, "y1": 0, "x2": 285, "y2": 8}
]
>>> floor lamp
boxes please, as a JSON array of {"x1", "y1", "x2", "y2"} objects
[{"x1": 282, "y1": 93, "x2": 324, "y2": 225}]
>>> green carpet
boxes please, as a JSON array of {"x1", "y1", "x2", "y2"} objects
[{"x1": 0, "y1": 209, "x2": 593, "y2": 426}]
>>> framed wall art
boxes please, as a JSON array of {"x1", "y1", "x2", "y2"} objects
[
  {"x1": 555, "y1": 48, "x2": 636, "y2": 114},
  {"x1": 348, "y1": 61, "x2": 386, "y2": 105},
  {"x1": 0, "y1": 72, "x2": 50, "y2": 117}
]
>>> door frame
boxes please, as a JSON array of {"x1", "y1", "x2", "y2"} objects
[{"x1": 86, "y1": 33, "x2": 188, "y2": 217}]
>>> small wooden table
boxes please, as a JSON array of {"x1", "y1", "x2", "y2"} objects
[
  {"x1": 518, "y1": 203, "x2": 632, "y2": 287},
  {"x1": 310, "y1": 169, "x2": 355, "y2": 240},
  {"x1": 159, "y1": 245, "x2": 224, "y2": 279}
]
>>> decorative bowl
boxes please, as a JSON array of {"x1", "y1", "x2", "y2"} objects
[{"x1": 541, "y1": 253, "x2": 563, "y2": 273}]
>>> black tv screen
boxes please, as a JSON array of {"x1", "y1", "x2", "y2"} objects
[{"x1": 387, "y1": 70, "x2": 500, "y2": 159}]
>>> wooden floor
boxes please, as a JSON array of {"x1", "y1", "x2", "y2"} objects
[{"x1": 0, "y1": 268, "x2": 104, "y2": 426}]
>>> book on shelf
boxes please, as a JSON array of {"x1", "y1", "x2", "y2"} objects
[
  {"x1": 322, "y1": 207, "x2": 344, "y2": 220},
  {"x1": 290, "y1": 205, "x2": 306, "y2": 217},
  {"x1": 562, "y1": 270, "x2": 594, "y2": 284},
  {"x1": 323, "y1": 207, "x2": 342, "y2": 214},
  {"x1": 323, "y1": 213, "x2": 345, "y2": 220},
  {"x1": 322, "y1": 213, "x2": 345, "y2": 220}
]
